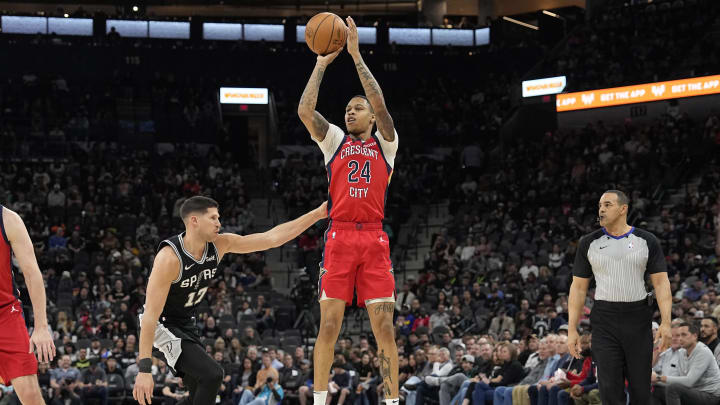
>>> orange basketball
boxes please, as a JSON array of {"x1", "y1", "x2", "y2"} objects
[{"x1": 305, "y1": 12, "x2": 347, "y2": 56}]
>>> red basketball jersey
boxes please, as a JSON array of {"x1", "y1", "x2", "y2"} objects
[
  {"x1": 319, "y1": 124, "x2": 398, "y2": 223},
  {"x1": 0, "y1": 206, "x2": 20, "y2": 309}
]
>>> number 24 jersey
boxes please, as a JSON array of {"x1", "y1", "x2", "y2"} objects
[{"x1": 316, "y1": 124, "x2": 399, "y2": 223}]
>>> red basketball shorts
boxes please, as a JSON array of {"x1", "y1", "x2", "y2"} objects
[
  {"x1": 0, "y1": 301, "x2": 38, "y2": 385},
  {"x1": 318, "y1": 221, "x2": 395, "y2": 307}
]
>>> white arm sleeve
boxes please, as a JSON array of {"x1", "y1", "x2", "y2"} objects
[
  {"x1": 376, "y1": 129, "x2": 399, "y2": 168},
  {"x1": 314, "y1": 124, "x2": 345, "y2": 165}
]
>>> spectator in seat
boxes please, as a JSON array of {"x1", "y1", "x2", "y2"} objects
[
  {"x1": 237, "y1": 374, "x2": 284, "y2": 405},
  {"x1": 297, "y1": 360, "x2": 314, "y2": 405},
  {"x1": 684, "y1": 280, "x2": 706, "y2": 302},
  {"x1": 162, "y1": 378, "x2": 190, "y2": 405},
  {"x1": 519, "y1": 257, "x2": 539, "y2": 282},
  {"x1": 494, "y1": 338, "x2": 552, "y2": 405},
  {"x1": 652, "y1": 322, "x2": 720, "y2": 405},
  {"x1": 465, "y1": 342, "x2": 524, "y2": 405},
  {"x1": 267, "y1": 348, "x2": 284, "y2": 370},
  {"x1": 548, "y1": 333, "x2": 593, "y2": 405},
  {"x1": 294, "y1": 346, "x2": 307, "y2": 365},
  {"x1": 568, "y1": 359, "x2": 600, "y2": 405},
  {"x1": 528, "y1": 334, "x2": 572, "y2": 405},
  {"x1": 416, "y1": 347, "x2": 454, "y2": 405},
  {"x1": 202, "y1": 316, "x2": 222, "y2": 339},
  {"x1": 254, "y1": 351, "x2": 279, "y2": 393},
  {"x1": 430, "y1": 303, "x2": 451, "y2": 330},
  {"x1": 241, "y1": 327, "x2": 262, "y2": 347},
  {"x1": 519, "y1": 335, "x2": 540, "y2": 368},
  {"x1": 73, "y1": 348, "x2": 90, "y2": 371},
  {"x1": 37, "y1": 361, "x2": 53, "y2": 403},
  {"x1": 652, "y1": 325, "x2": 687, "y2": 404},
  {"x1": 511, "y1": 334, "x2": 561, "y2": 405},
  {"x1": 103, "y1": 356, "x2": 124, "y2": 397},
  {"x1": 327, "y1": 362, "x2": 352, "y2": 405},
  {"x1": 439, "y1": 354, "x2": 477, "y2": 405},
  {"x1": 279, "y1": 354, "x2": 303, "y2": 395},
  {"x1": 489, "y1": 308, "x2": 515, "y2": 339},
  {"x1": 154, "y1": 359, "x2": 177, "y2": 396},
  {"x1": 79, "y1": 358, "x2": 108, "y2": 405},
  {"x1": 0, "y1": 384, "x2": 19, "y2": 405},
  {"x1": 232, "y1": 357, "x2": 258, "y2": 405},
  {"x1": 50, "y1": 354, "x2": 81, "y2": 405},
  {"x1": 699, "y1": 316, "x2": 720, "y2": 364}
]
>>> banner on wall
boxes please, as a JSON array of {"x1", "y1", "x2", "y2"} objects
[
  {"x1": 219, "y1": 87, "x2": 269, "y2": 105},
  {"x1": 522, "y1": 76, "x2": 567, "y2": 97},
  {"x1": 556, "y1": 75, "x2": 720, "y2": 112}
]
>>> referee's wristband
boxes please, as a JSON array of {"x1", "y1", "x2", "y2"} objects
[{"x1": 138, "y1": 358, "x2": 153, "y2": 373}]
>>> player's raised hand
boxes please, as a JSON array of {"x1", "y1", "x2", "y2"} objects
[
  {"x1": 317, "y1": 47, "x2": 343, "y2": 67},
  {"x1": 345, "y1": 16, "x2": 360, "y2": 58},
  {"x1": 29, "y1": 325, "x2": 55, "y2": 363},
  {"x1": 133, "y1": 373, "x2": 155, "y2": 405}
]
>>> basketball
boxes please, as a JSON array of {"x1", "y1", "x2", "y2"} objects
[{"x1": 305, "y1": 12, "x2": 347, "y2": 56}]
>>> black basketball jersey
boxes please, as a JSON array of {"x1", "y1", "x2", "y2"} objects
[{"x1": 156, "y1": 232, "x2": 219, "y2": 325}]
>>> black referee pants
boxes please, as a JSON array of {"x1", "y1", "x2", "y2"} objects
[{"x1": 591, "y1": 299, "x2": 653, "y2": 405}]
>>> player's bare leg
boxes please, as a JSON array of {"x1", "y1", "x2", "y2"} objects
[
  {"x1": 11, "y1": 375, "x2": 45, "y2": 405},
  {"x1": 314, "y1": 298, "x2": 346, "y2": 404},
  {"x1": 367, "y1": 302, "x2": 399, "y2": 403}
]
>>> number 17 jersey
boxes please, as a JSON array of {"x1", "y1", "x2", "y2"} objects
[
  {"x1": 317, "y1": 124, "x2": 399, "y2": 223},
  {"x1": 156, "y1": 232, "x2": 219, "y2": 325}
]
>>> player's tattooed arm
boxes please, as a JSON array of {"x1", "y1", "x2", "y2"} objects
[
  {"x1": 298, "y1": 64, "x2": 330, "y2": 142},
  {"x1": 298, "y1": 48, "x2": 342, "y2": 142},
  {"x1": 346, "y1": 16, "x2": 395, "y2": 142}
]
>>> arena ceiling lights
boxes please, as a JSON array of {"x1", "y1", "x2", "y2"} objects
[
  {"x1": 556, "y1": 74, "x2": 720, "y2": 112},
  {"x1": 0, "y1": 14, "x2": 491, "y2": 48}
]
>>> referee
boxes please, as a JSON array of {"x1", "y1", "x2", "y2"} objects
[{"x1": 567, "y1": 190, "x2": 673, "y2": 405}]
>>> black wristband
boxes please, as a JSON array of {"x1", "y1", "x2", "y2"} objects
[{"x1": 138, "y1": 358, "x2": 153, "y2": 373}]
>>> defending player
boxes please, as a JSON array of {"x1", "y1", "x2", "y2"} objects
[
  {"x1": 297, "y1": 16, "x2": 400, "y2": 405},
  {"x1": 133, "y1": 196, "x2": 327, "y2": 405},
  {"x1": 0, "y1": 205, "x2": 56, "y2": 405}
]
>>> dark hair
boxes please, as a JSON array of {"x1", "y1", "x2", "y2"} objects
[
  {"x1": 703, "y1": 316, "x2": 719, "y2": 327},
  {"x1": 678, "y1": 322, "x2": 701, "y2": 337},
  {"x1": 604, "y1": 190, "x2": 630, "y2": 206},
  {"x1": 349, "y1": 95, "x2": 374, "y2": 113},
  {"x1": 498, "y1": 342, "x2": 518, "y2": 362},
  {"x1": 180, "y1": 196, "x2": 219, "y2": 220}
]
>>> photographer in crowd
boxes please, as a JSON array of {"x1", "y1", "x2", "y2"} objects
[
  {"x1": 49, "y1": 355, "x2": 81, "y2": 405},
  {"x1": 236, "y1": 375, "x2": 284, "y2": 405}
]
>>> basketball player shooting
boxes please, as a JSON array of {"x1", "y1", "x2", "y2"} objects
[
  {"x1": 297, "y1": 16, "x2": 400, "y2": 405},
  {"x1": 133, "y1": 196, "x2": 327, "y2": 405},
  {"x1": 0, "y1": 205, "x2": 56, "y2": 405}
]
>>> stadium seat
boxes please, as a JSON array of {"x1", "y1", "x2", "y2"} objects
[
  {"x1": 262, "y1": 337, "x2": 280, "y2": 347},
  {"x1": 280, "y1": 335, "x2": 302, "y2": 348},
  {"x1": 219, "y1": 321, "x2": 235, "y2": 332},
  {"x1": 107, "y1": 373, "x2": 126, "y2": 403}
]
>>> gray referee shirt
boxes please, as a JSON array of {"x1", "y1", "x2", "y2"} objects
[{"x1": 573, "y1": 227, "x2": 667, "y2": 302}]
